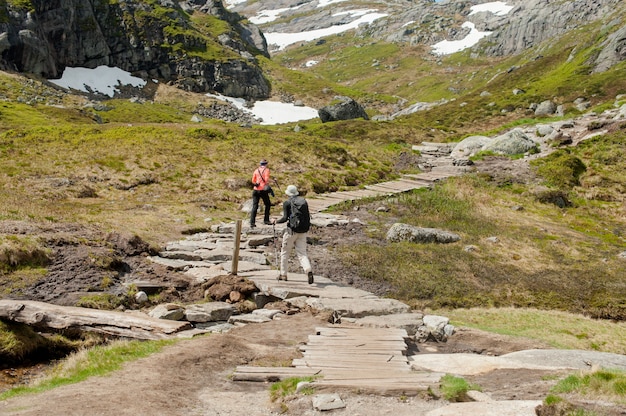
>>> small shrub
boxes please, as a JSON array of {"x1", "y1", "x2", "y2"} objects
[
  {"x1": 439, "y1": 374, "x2": 481, "y2": 402},
  {"x1": 76, "y1": 293, "x2": 129, "y2": 310},
  {"x1": 269, "y1": 377, "x2": 316, "y2": 402},
  {"x1": 531, "y1": 150, "x2": 587, "y2": 188}
]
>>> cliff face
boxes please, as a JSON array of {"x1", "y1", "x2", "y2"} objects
[{"x1": 0, "y1": 0, "x2": 271, "y2": 99}]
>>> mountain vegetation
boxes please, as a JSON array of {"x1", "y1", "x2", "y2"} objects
[{"x1": 0, "y1": 0, "x2": 625, "y2": 378}]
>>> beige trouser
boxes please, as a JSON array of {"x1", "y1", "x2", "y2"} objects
[{"x1": 280, "y1": 229, "x2": 312, "y2": 277}]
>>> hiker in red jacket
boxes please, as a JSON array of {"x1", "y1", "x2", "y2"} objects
[{"x1": 250, "y1": 159, "x2": 272, "y2": 228}]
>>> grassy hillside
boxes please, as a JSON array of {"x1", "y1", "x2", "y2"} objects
[{"x1": 1, "y1": 0, "x2": 625, "y2": 327}]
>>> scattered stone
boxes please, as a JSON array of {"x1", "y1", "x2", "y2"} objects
[
  {"x1": 355, "y1": 312, "x2": 424, "y2": 335},
  {"x1": 149, "y1": 303, "x2": 185, "y2": 321},
  {"x1": 535, "y1": 100, "x2": 557, "y2": 116},
  {"x1": 228, "y1": 313, "x2": 271, "y2": 324},
  {"x1": 134, "y1": 291, "x2": 148, "y2": 304},
  {"x1": 252, "y1": 309, "x2": 284, "y2": 319},
  {"x1": 184, "y1": 302, "x2": 236, "y2": 323},
  {"x1": 466, "y1": 390, "x2": 494, "y2": 402},
  {"x1": 312, "y1": 394, "x2": 346, "y2": 411}
]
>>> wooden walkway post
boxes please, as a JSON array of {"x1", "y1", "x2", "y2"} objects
[{"x1": 231, "y1": 219, "x2": 242, "y2": 275}]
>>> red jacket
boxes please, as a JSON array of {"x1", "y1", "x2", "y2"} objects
[{"x1": 252, "y1": 166, "x2": 270, "y2": 191}]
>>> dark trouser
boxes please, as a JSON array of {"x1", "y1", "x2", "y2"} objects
[{"x1": 251, "y1": 189, "x2": 271, "y2": 225}]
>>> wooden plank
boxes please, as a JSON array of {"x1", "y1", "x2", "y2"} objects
[
  {"x1": 299, "y1": 348, "x2": 406, "y2": 356},
  {"x1": 292, "y1": 360, "x2": 410, "y2": 370},
  {"x1": 300, "y1": 352, "x2": 407, "y2": 359},
  {"x1": 313, "y1": 330, "x2": 409, "y2": 338},
  {"x1": 315, "y1": 326, "x2": 408, "y2": 334},
  {"x1": 307, "y1": 338, "x2": 407, "y2": 344},
  {"x1": 306, "y1": 336, "x2": 407, "y2": 343},
  {"x1": 233, "y1": 366, "x2": 321, "y2": 374},
  {"x1": 301, "y1": 347, "x2": 406, "y2": 354}
]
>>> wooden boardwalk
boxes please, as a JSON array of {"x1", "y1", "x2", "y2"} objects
[
  {"x1": 232, "y1": 325, "x2": 442, "y2": 395},
  {"x1": 306, "y1": 163, "x2": 468, "y2": 214}
]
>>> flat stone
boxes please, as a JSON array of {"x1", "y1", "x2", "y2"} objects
[
  {"x1": 252, "y1": 309, "x2": 284, "y2": 319},
  {"x1": 355, "y1": 312, "x2": 424, "y2": 335},
  {"x1": 247, "y1": 235, "x2": 275, "y2": 247},
  {"x1": 158, "y1": 250, "x2": 204, "y2": 261},
  {"x1": 165, "y1": 240, "x2": 217, "y2": 251},
  {"x1": 467, "y1": 390, "x2": 494, "y2": 402},
  {"x1": 147, "y1": 256, "x2": 191, "y2": 271},
  {"x1": 185, "y1": 265, "x2": 229, "y2": 284},
  {"x1": 194, "y1": 322, "x2": 235, "y2": 333},
  {"x1": 303, "y1": 297, "x2": 411, "y2": 318},
  {"x1": 184, "y1": 302, "x2": 236, "y2": 323},
  {"x1": 312, "y1": 394, "x2": 346, "y2": 411},
  {"x1": 221, "y1": 261, "x2": 271, "y2": 273},
  {"x1": 408, "y1": 353, "x2": 573, "y2": 375},
  {"x1": 228, "y1": 314, "x2": 271, "y2": 324},
  {"x1": 502, "y1": 349, "x2": 626, "y2": 370},
  {"x1": 425, "y1": 400, "x2": 542, "y2": 416}
]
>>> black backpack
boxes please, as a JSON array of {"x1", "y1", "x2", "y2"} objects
[{"x1": 289, "y1": 196, "x2": 310, "y2": 233}]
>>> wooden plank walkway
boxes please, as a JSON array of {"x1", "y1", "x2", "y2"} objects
[
  {"x1": 232, "y1": 325, "x2": 443, "y2": 395},
  {"x1": 306, "y1": 166, "x2": 468, "y2": 214}
]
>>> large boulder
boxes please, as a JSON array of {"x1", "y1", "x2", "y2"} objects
[
  {"x1": 318, "y1": 96, "x2": 369, "y2": 123},
  {"x1": 451, "y1": 135, "x2": 492, "y2": 158},
  {"x1": 482, "y1": 128, "x2": 538, "y2": 156},
  {"x1": 534, "y1": 100, "x2": 557, "y2": 116},
  {"x1": 386, "y1": 223, "x2": 460, "y2": 244}
]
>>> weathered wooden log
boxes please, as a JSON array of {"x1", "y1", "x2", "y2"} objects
[{"x1": 0, "y1": 299, "x2": 191, "y2": 340}]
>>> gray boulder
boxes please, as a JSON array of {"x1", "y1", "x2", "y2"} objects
[
  {"x1": 318, "y1": 96, "x2": 369, "y2": 123},
  {"x1": 535, "y1": 100, "x2": 557, "y2": 116},
  {"x1": 184, "y1": 302, "x2": 236, "y2": 323},
  {"x1": 451, "y1": 135, "x2": 492, "y2": 158},
  {"x1": 482, "y1": 129, "x2": 538, "y2": 156},
  {"x1": 386, "y1": 223, "x2": 460, "y2": 244},
  {"x1": 149, "y1": 303, "x2": 185, "y2": 321}
]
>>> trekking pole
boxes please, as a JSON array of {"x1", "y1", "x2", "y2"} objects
[
  {"x1": 272, "y1": 178, "x2": 283, "y2": 194},
  {"x1": 273, "y1": 221, "x2": 280, "y2": 280}
]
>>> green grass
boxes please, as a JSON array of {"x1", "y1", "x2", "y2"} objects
[
  {"x1": 439, "y1": 374, "x2": 481, "y2": 402},
  {"x1": 0, "y1": 339, "x2": 175, "y2": 400},
  {"x1": 552, "y1": 369, "x2": 626, "y2": 398},
  {"x1": 437, "y1": 308, "x2": 626, "y2": 354},
  {"x1": 269, "y1": 376, "x2": 316, "y2": 402},
  {"x1": 335, "y1": 136, "x2": 626, "y2": 319}
]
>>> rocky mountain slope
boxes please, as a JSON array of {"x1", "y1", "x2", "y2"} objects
[
  {"x1": 235, "y1": 0, "x2": 626, "y2": 70},
  {"x1": 0, "y1": 0, "x2": 270, "y2": 98},
  {"x1": 2, "y1": 0, "x2": 626, "y2": 103}
]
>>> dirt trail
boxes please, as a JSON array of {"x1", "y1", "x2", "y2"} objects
[{"x1": 0, "y1": 311, "x2": 558, "y2": 416}]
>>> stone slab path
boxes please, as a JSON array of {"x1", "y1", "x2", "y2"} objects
[
  {"x1": 145, "y1": 133, "x2": 626, "y2": 414},
  {"x1": 306, "y1": 159, "x2": 468, "y2": 214}
]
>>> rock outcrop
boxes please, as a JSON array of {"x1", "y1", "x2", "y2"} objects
[
  {"x1": 0, "y1": 0, "x2": 270, "y2": 99},
  {"x1": 318, "y1": 96, "x2": 369, "y2": 123}
]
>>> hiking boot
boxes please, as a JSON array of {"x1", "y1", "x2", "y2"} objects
[
  {"x1": 250, "y1": 224, "x2": 256, "y2": 228},
  {"x1": 277, "y1": 275, "x2": 287, "y2": 281},
  {"x1": 308, "y1": 271, "x2": 314, "y2": 284},
  {"x1": 263, "y1": 221, "x2": 272, "y2": 225}
]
